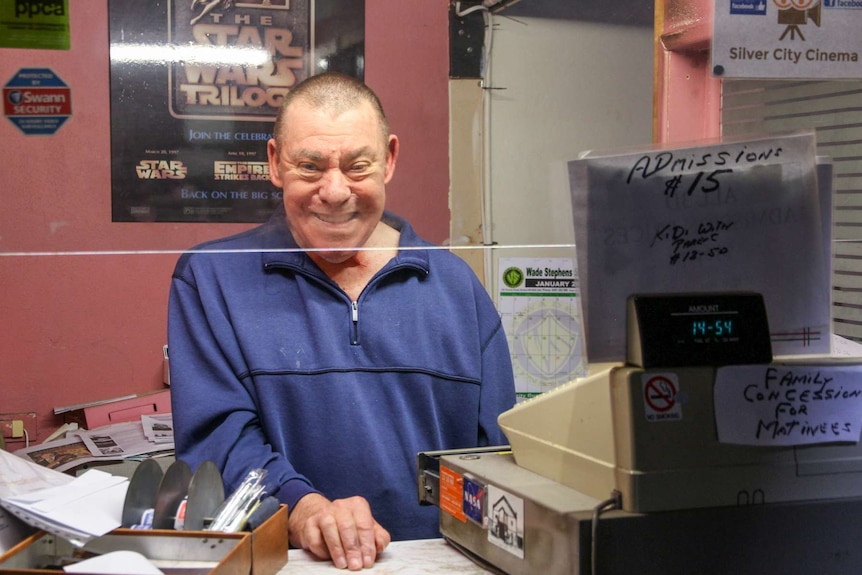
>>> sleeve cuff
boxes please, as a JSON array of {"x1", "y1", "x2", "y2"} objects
[{"x1": 273, "y1": 478, "x2": 320, "y2": 512}]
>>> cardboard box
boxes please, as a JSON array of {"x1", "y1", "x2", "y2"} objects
[{"x1": 0, "y1": 505, "x2": 288, "y2": 575}]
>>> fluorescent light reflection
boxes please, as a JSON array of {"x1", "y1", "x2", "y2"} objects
[{"x1": 110, "y1": 43, "x2": 271, "y2": 66}]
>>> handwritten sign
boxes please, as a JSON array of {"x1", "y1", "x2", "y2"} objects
[
  {"x1": 569, "y1": 131, "x2": 830, "y2": 362},
  {"x1": 714, "y1": 363, "x2": 862, "y2": 446}
]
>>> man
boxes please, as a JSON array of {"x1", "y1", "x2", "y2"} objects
[{"x1": 168, "y1": 72, "x2": 516, "y2": 570}]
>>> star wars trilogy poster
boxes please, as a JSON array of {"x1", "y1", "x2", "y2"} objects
[{"x1": 109, "y1": 0, "x2": 364, "y2": 222}]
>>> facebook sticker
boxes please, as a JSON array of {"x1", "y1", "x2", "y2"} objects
[
  {"x1": 823, "y1": 0, "x2": 862, "y2": 8},
  {"x1": 731, "y1": 1, "x2": 768, "y2": 15}
]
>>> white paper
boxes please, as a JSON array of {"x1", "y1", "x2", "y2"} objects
[
  {"x1": 64, "y1": 551, "x2": 165, "y2": 575},
  {"x1": 1, "y1": 465, "x2": 127, "y2": 546},
  {"x1": 0, "y1": 447, "x2": 72, "y2": 499},
  {"x1": 23, "y1": 470, "x2": 125, "y2": 513},
  {"x1": 714, "y1": 363, "x2": 862, "y2": 446},
  {"x1": 140, "y1": 414, "x2": 174, "y2": 444},
  {"x1": 569, "y1": 132, "x2": 830, "y2": 362},
  {"x1": 74, "y1": 420, "x2": 175, "y2": 458},
  {"x1": 0, "y1": 507, "x2": 36, "y2": 555}
]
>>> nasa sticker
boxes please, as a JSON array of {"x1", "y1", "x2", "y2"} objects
[
  {"x1": 462, "y1": 475, "x2": 486, "y2": 526},
  {"x1": 642, "y1": 373, "x2": 683, "y2": 422}
]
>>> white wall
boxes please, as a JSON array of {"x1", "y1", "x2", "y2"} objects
[{"x1": 486, "y1": 16, "x2": 654, "y2": 250}]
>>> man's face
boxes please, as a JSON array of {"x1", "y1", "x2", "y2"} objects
[{"x1": 267, "y1": 99, "x2": 398, "y2": 263}]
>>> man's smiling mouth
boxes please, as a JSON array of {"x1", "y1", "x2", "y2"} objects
[{"x1": 315, "y1": 213, "x2": 355, "y2": 224}]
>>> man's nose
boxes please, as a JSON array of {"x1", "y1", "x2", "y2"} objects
[{"x1": 318, "y1": 169, "x2": 351, "y2": 203}]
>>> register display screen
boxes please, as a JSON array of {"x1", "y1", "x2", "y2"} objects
[{"x1": 627, "y1": 292, "x2": 773, "y2": 367}]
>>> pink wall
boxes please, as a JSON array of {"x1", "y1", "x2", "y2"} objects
[
  {"x1": 0, "y1": 2, "x2": 450, "y2": 447},
  {"x1": 655, "y1": 0, "x2": 721, "y2": 144}
]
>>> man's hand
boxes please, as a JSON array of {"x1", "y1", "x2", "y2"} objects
[{"x1": 288, "y1": 493, "x2": 391, "y2": 570}]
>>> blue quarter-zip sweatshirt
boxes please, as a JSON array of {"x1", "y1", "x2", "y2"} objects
[{"x1": 168, "y1": 208, "x2": 516, "y2": 541}]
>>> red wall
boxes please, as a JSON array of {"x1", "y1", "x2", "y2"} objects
[{"x1": 0, "y1": 2, "x2": 450, "y2": 447}]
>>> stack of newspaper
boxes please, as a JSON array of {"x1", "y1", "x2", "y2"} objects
[
  {"x1": 1, "y1": 414, "x2": 176, "y2": 550},
  {"x1": 13, "y1": 415, "x2": 175, "y2": 474},
  {"x1": 142, "y1": 413, "x2": 174, "y2": 445}
]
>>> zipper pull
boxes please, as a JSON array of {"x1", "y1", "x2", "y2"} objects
[{"x1": 351, "y1": 301, "x2": 360, "y2": 345}]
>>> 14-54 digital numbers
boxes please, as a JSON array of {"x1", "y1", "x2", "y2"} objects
[{"x1": 691, "y1": 319, "x2": 733, "y2": 337}]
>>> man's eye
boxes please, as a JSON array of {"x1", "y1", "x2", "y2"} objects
[{"x1": 299, "y1": 163, "x2": 319, "y2": 172}]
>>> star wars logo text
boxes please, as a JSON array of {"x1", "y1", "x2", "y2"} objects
[
  {"x1": 172, "y1": 0, "x2": 307, "y2": 119},
  {"x1": 136, "y1": 159, "x2": 188, "y2": 179}
]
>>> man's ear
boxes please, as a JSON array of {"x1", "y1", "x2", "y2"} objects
[
  {"x1": 267, "y1": 138, "x2": 283, "y2": 188},
  {"x1": 384, "y1": 134, "x2": 399, "y2": 184}
]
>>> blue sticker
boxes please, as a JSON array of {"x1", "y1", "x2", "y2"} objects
[
  {"x1": 730, "y1": 1, "x2": 768, "y2": 15},
  {"x1": 463, "y1": 476, "x2": 485, "y2": 526},
  {"x1": 823, "y1": 0, "x2": 862, "y2": 9}
]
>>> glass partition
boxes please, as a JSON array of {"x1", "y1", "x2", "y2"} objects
[{"x1": 0, "y1": 0, "x2": 654, "y2": 449}]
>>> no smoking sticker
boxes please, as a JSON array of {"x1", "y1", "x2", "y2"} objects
[{"x1": 642, "y1": 373, "x2": 682, "y2": 421}]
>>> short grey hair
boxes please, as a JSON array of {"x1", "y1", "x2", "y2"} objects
[{"x1": 273, "y1": 72, "x2": 390, "y2": 147}]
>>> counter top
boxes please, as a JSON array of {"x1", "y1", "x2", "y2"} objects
[{"x1": 281, "y1": 538, "x2": 493, "y2": 573}]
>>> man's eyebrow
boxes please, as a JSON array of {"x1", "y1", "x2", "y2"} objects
[
  {"x1": 294, "y1": 149, "x2": 325, "y2": 162},
  {"x1": 291, "y1": 147, "x2": 375, "y2": 164},
  {"x1": 341, "y1": 146, "x2": 375, "y2": 163}
]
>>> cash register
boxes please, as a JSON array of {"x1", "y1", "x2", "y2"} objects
[{"x1": 418, "y1": 292, "x2": 862, "y2": 575}]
